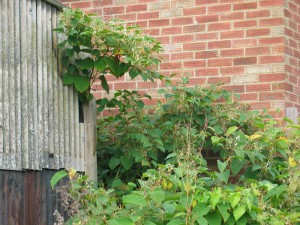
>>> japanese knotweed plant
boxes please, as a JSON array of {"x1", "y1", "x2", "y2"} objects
[{"x1": 55, "y1": 8, "x2": 163, "y2": 103}]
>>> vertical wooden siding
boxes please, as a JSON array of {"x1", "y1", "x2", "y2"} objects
[{"x1": 0, "y1": 0, "x2": 90, "y2": 171}]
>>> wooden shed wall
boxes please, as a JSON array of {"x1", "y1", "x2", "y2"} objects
[{"x1": 0, "y1": 0, "x2": 92, "y2": 172}]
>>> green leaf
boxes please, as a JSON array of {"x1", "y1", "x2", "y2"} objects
[
  {"x1": 231, "y1": 158, "x2": 245, "y2": 175},
  {"x1": 50, "y1": 170, "x2": 68, "y2": 188},
  {"x1": 225, "y1": 126, "x2": 238, "y2": 136},
  {"x1": 196, "y1": 217, "x2": 208, "y2": 225},
  {"x1": 122, "y1": 194, "x2": 147, "y2": 207},
  {"x1": 95, "y1": 57, "x2": 107, "y2": 72},
  {"x1": 236, "y1": 216, "x2": 247, "y2": 225},
  {"x1": 233, "y1": 206, "x2": 246, "y2": 221},
  {"x1": 230, "y1": 192, "x2": 241, "y2": 209},
  {"x1": 109, "y1": 157, "x2": 120, "y2": 170},
  {"x1": 77, "y1": 57, "x2": 94, "y2": 69},
  {"x1": 145, "y1": 221, "x2": 157, "y2": 225},
  {"x1": 206, "y1": 212, "x2": 222, "y2": 225},
  {"x1": 62, "y1": 72, "x2": 75, "y2": 85},
  {"x1": 217, "y1": 203, "x2": 230, "y2": 222},
  {"x1": 215, "y1": 169, "x2": 230, "y2": 184},
  {"x1": 149, "y1": 188, "x2": 165, "y2": 203},
  {"x1": 99, "y1": 75, "x2": 109, "y2": 93},
  {"x1": 74, "y1": 76, "x2": 90, "y2": 93},
  {"x1": 217, "y1": 160, "x2": 228, "y2": 173},
  {"x1": 166, "y1": 218, "x2": 185, "y2": 225},
  {"x1": 211, "y1": 136, "x2": 220, "y2": 145},
  {"x1": 116, "y1": 218, "x2": 134, "y2": 225},
  {"x1": 129, "y1": 68, "x2": 140, "y2": 79},
  {"x1": 120, "y1": 155, "x2": 134, "y2": 170},
  {"x1": 192, "y1": 202, "x2": 210, "y2": 217},
  {"x1": 105, "y1": 57, "x2": 118, "y2": 75}
]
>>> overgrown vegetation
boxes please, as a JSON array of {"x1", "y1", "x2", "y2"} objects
[{"x1": 52, "y1": 8, "x2": 300, "y2": 225}]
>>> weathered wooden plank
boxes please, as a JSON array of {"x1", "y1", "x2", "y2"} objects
[
  {"x1": 80, "y1": 123, "x2": 85, "y2": 172},
  {"x1": 0, "y1": 0, "x2": 3, "y2": 163},
  {"x1": 69, "y1": 88, "x2": 75, "y2": 168},
  {"x1": 2, "y1": 0, "x2": 11, "y2": 169},
  {"x1": 46, "y1": 4, "x2": 55, "y2": 169},
  {"x1": 52, "y1": 7, "x2": 60, "y2": 169},
  {"x1": 63, "y1": 84, "x2": 70, "y2": 169},
  {"x1": 37, "y1": 0, "x2": 44, "y2": 170},
  {"x1": 31, "y1": 0, "x2": 39, "y2": 170},
  {"x1": 42, "y1": 0, "x2": 49, "y2": 168},
  {"x1": 14, "y1": 0, "x2": 22, "y2": 170},
  {"x1": 74, "y1": 92, "x2": 80, "y2": 169},
  {"x1": 20, "y1": 0, "x2": 29, "y2": 169},
  {"x1": 84, "y1": 100, "x2": 97, "y2": 180}
]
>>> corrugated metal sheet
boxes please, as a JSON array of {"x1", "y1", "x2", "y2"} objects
[
  {"x1": 0, "y1": 169, "x2": 68, "y2": 225},
  {"x1": 0, "y1": 0, "x2": 93, "y2": 172}
]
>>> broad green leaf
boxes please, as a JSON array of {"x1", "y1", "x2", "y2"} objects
[
  {"x1": 120, "y1": 155, "x2": 134, "y2": 170},
  {"x1": 225, "y1": 215, "x2": 235, "y2": 225},
  {"x1": 163, "y1": 203, "x2": 176, "y2": 214},
  {"x1": 206, "y1": 212, "x2": 222, "y2": 225},
  {"x1": 116, "y1": 62, "x2": 130, "y2": 77},
  {"x1": 263, "y1": 184, "x2": 287, "y2": 201},
  {"x1": 215, "y1": 169, "x2": 230, "y2": 184},
  {"x1": 196, "y1": 217, "x2": 208, "y2": 225},
  {"x1": 236, "y1": 216, "x2": 247, "y2": 225},
  {"x1": 225, "y1": 126, "x2": 238, "y2": 136},
  {"x1": 230, "y1": 192, "x2": 241, "y2": 208},
  {"x1": 166, "y1": 218, "x2": 185, "y2": 225},
  {"x1": 122, "y1": 194, "x2": 147, "y2": 207},
  {"x1": 129, "y1": 68, "x2": 140, "y2": 79},
  {"x1": 217, "y1": 160, "x2": 228, "y2": 173},
  {"x1": 217, "y1": 203, "x2": 230, "y2": 222},
  {"x1": 105, "y1": 57, "x2": 118, "y2": 75},
  {"x1": 77, "y1": 57, "x2": 94, "y2": 69},
  {"x1": 210, "y1": 188, "x2": 222, "y2": 209},
  {"x1": 231, "y1": 158, "x2": 245, "y2": 175},
  {"x1": 192, "y1": 202, "x2": 210, "y2": 217},
  {"x1": 145, "y1": 221, "x2": 157, "y2": 225},
  {"x1": 109, "y1": 157, "x2": 120, "y2": 170},
  {"x1": 74, "y1": 76, "x2": 90, "y2": 93},
  {"x1": 62, "y1": 72, "x2": 75, "y2": 85},
  {"x1": 95, "y1": 57, "x2": 107, "y2": 72},
  {"x1": 233, "y1": 206, "x2": 246, "y2": 221},
  {"x1": 136, "y1": 100, "x2": 145, "y2": 109},
  {"x1": 211, "y1": 136, "x2": 220, "y2": 145},
  {"x1": 116, "y1": 218, "x2": 134, "y2": 225},
  {"x1": 149, "y1": 188, "x2": 165, "y2": 203},
  {"x1": 99, "y1": 75, "x2": 109, "y2": 93},
  {"x1": 50, "y1": 170, "x2": 68, "y2": 188}
]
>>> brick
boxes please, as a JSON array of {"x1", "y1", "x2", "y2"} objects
[
  {"x1": 183, "y1": 60, "x2": 206, "y2": 68},
  {"x1": 259, "y1": 18, "x2": 283, "y2": 26},
  {"x1": 115, "y1": 0, "x2": 136, "y2": 5},
  {"x1": 249, "y1": 102, "x2": 271, "y2": 110},
  {"x1": 183, "y1": 7, "x2": 206, "y2": 16},
  {"x1": 103, "y1": 6, "x2": 125, "y2": 14},
  {"x1": 196, "y1": 15, "x2": 219, "y2": 24},
  {"x1": 137, "y1": 11, "x2": 159, "y2": 20},
  {"x1": 196, "y1": 68, "x2": 219, "y2": 76},
  {"x1": 92, "y1": 0, "x2": 113, "y2": 7},
  {"x1": 221, "y1": 30, "x2": 244, "y2": 39},
  {"x1": 260, "y1": 0, "x2": 284, "y2": 7},
  {"x1": 246, "y1": 84, "x2": 271, "y2": 92},
  {"x1": 234, "y1": 2, "x2": 257, "y2": 11},
  {"x1": 259, "y1": 37, "x2": 284, "y2": 45},
  {"x1": 161, "y1": 27, "x2": 182, "y2": 35},
  {"x1": 234, "y1": 20, "x2": 257, "y2": 28},
  {"x1": 137, "y1": 81, "x2": 158, "y2": 89},
  {"x1": 246, "y1": 47, "x2": 270, "y2": 55},
  {"x1": 160, "y1": 62, "x2": 182, "y2": 70},
  {"x1": 117, "y1": 13, "x2": 137, "y2": 21},
  {"x1": 259, "y1": 56, "x2": 284, "y2": 64},
  {"x1": 183, "y1": 42, "x2": 206, "y2": 51},
  {"x1": 188, "y1": 78, "x2": 207, "y2": 85},
  {"x1": 221, "y1": 12, "x2": 244, "y2": 21},
  {"x1": 196, "y1": 33, "x2": 218, "y2": 41},
  {"x1": 71, "y1": 1, "x2": 91, "y2": 8},
  {"x1": 183, "y1": 25, "x2": 205, "y2": 33},
  {"x1": 208, "y1": 4, "x2": 231, "y2": 13},
  {"x1": 148, "y1": 1, "x2": 170, "y2": 11},
  {"x1": 246, "y1": 10, "x2": 270, "y2": 18},
  {"x1": 234, "y1": 93, "x2": 258, "y2": 101},
  {"x1": 259, "y1": 92, "x2": 284, "y2": 100},
  {"x1": 149, "y1": 19, "x2": 170, "y2": 27},
  {"x1": 221, "y1": 49, "x2": 244, "y2": 57},
  {"x1": 246, "y1": 28, "x2": 270, "y2": 37},
  {"x1": 208, "y1": 22, "x2": 231, "y2": 31},
  {"x1": 114, "y1": 82, "x2": 137, "y2": 89},
  {"x1": 176, "y1": 0, "x2": 195, "y2": 8},
  {"x1": 195, "y1": 0, "x2": 218, "y2": 5},
  {"x1": 234, "y1": 57, "x2": 257, "y2": 66},
  {"x1": 126, "y1": 4, "x2": 147, "y2": 12},
  {"x1": 156, "y1": 36, "x2": 170, "y2": 44},
  {"x1": 171, "y1": 52, "x2": 194, "y2": 61},
  {"x1": 161, "y1": 9, "x2": 183, "y2": 18},
  {"x1": 172, "y1": 34, "x2": 194, "y2": 43},
  {"x1": 232, "y1": 74, "x2": 258, "y2": 84},
  {"x1": 223, "y1": 85, "x2": 245, "y2": 93},
  {"x1": 221, "y1": 66, "x2": 244, "y2": 75},
  {"x1": 208, "y1": 40, "x2": 231, "y2": 49},
  {"x1": 207, "y1": 76, "x2": 231, "y2": 84},
  {"x1": 245, "y1": 65, "x2": 271, "y2": 73},
  {"x1": 196, "y1": 51, "x2": 218, "y2": 59},
  {"x1": 172, "y1": 17, "x2": 194, "y2": 25},
  {"x1": 208, "y1": 58, "x2": 232, "y2": 67},
  {"x1": 232, "y1": 39, "x2": 257, "y2": 47}
]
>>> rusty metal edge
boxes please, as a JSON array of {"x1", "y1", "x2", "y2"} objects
[{"x1": 44, "y1": 0, "x2": 66, "y2": 10}]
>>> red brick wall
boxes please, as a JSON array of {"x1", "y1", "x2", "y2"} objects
[
  {"x1": 285, "y1": 0, "x2": 300, "y2": 111},
  {"x1": 58, "y1": 0, "x2": 300, "y2": 116}
]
